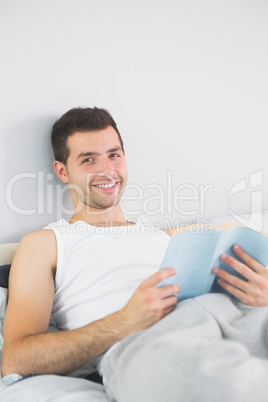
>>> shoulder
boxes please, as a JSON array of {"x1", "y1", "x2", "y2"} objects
[
  {"x1": 15, "y1": 229, "x2": 57, "y2": 270},
  {"x1": 19, "y1": 218, "x2": 67, "y2": 255},
  {"x1": 21, "y1": 228, "x2": 57, "y2": 247}
]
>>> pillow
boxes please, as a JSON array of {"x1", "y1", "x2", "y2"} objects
[
  {"x1": 0, "y1": 243, "x2": 18, "y2": 266},
  {"x1": 0, "y1": 287, "x2": 8, "y2": 322},
  {"x1": 0, "y1": 265, "x2": 11, "y2": 289},
  {"x1": 0, "y1": 286, "x2": 8, "y2": 379}
]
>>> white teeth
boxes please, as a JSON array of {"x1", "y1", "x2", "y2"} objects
[{"x1": 95, "y1": 182, "x2": 116, "y2": 188}]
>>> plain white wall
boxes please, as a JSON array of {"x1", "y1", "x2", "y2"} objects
[{"x1": 1, "y1": 0, "x2": 267, "y2": 243}]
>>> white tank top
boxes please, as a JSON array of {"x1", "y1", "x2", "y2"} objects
[{"x1": 44, "y1": 218, "x2": 170, "y2": 331}]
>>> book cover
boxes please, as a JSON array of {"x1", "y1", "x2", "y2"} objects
[{"x1": 158, "y1": 226, "x2": 268, "y2": 302}]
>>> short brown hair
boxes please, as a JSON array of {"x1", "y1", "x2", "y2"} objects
[{"x1": 51, "y1": 107, "x2": 124, "y2": 165}]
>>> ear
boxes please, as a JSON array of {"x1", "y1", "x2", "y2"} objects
[{"x1": 53, "y1": 161, "x2": 69, "y2": 183}]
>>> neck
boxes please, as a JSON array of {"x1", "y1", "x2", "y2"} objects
[{"x1": 68, "y1": 203, "x2": 133, "y2": 227}]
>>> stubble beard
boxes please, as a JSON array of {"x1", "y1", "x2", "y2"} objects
[
  {"x1": 67, "y1": 169, "x2": 126, "y2": 214},
  {"x1": 84, "y1": 178, "x2": 125, "y2": 212}
]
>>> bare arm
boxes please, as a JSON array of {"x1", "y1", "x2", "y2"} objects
[{"x1": 2, "y1": 230, "x2": 178, "y2": 377}]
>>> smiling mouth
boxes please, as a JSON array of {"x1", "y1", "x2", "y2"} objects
[{"x1": 91, "y1": 181, "x2": 119, "y2": 189}]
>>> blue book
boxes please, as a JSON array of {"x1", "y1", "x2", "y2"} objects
[{"x1": 158, "y1": 226, "x2": 268, "y2": 302}]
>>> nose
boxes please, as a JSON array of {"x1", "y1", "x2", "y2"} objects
[{"x1": 97, "y1": 157, "x2": 115, "y2": 178}]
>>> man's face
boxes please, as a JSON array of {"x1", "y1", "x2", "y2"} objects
[{"x1": 64, "y1": 126, "x2": 127, "y2": 212}]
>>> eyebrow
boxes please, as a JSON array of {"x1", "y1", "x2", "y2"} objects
[{"x1": 77, "y1": 146, "x2": 122, "y2": 159}]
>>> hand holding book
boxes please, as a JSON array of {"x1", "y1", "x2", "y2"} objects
[
  {"x1": 212, "y1": 242, "x2": 268, "y2": 306},
  {"x1": 158, "y1": 226, "x2": 268, "y2": 306}
]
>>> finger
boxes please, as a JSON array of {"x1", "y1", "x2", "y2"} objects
[
  {"x1": 161, "y1": 294, "x2": 178, "y2": 310},
  {"x1": 162, "y1": 304, "x2": 176, "y2": 317},
  {"x1": 216, "y1": 279, "x2": 254, "y2": 305},
  {"x1": 158, "y1": 284, "x2": 180, "y2": 299},
  {"x1": 213, "y1": 266, "x2": 252, "y2": 293},
  {"x1": 219, "y1": 253, "x2": 257, "y2": 282},
  {"x1": 232, "y1": 244, "x2": 266, "y2": 274},
  {"x1": 143, "y1": 268, "x2": 176, "y2": 287}
]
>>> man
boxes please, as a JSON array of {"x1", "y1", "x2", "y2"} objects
[{"x1": 2, "y1": 107, "x2": 268, "y2": 401}]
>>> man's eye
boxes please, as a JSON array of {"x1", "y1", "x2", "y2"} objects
[
  {"x1": 82, "y1": 158, "x2": 93, "y2": 163},
  {"x1": 110, "y1": 154, "x2": 119, "y2": 158}
]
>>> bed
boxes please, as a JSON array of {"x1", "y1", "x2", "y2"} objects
[{"x1": 1, "y1": 211, "x2": 268, "y2": 401}]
